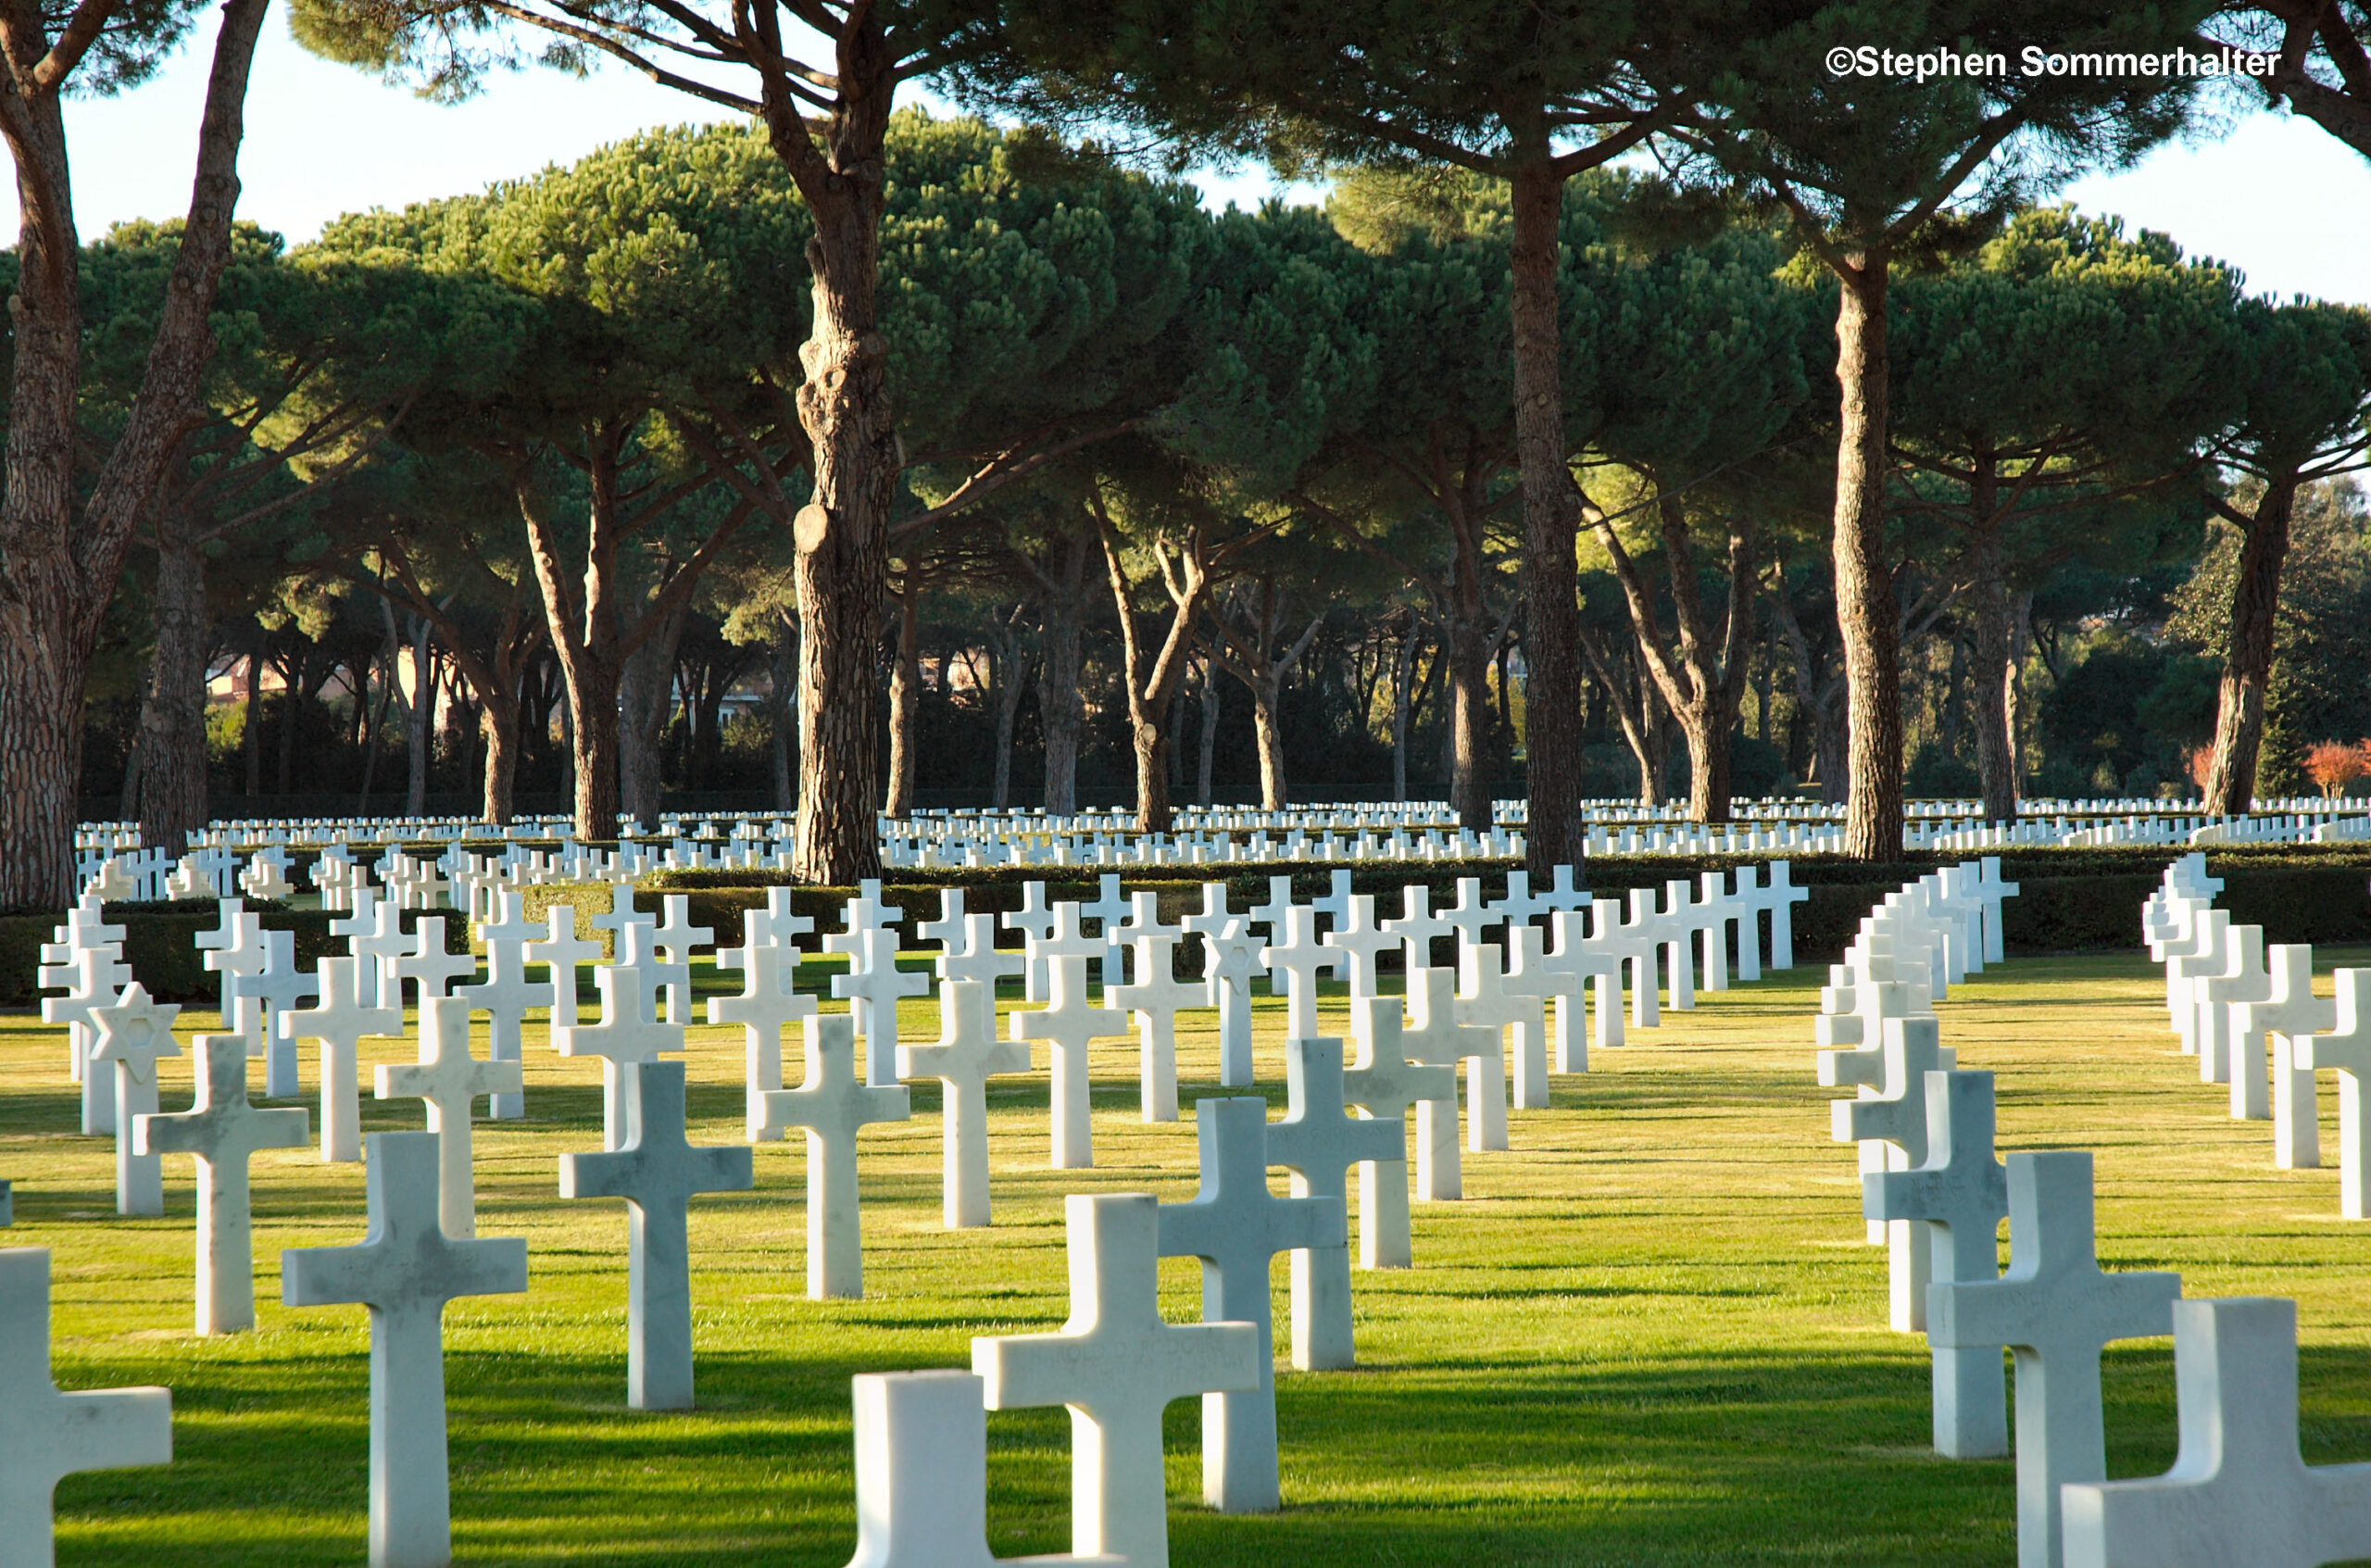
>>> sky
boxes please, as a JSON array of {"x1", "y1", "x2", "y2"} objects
[{"x1": 37, "y1": 13, "x2": 2371, "y2": 306}]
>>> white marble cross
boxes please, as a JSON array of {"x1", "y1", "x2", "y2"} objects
[
  {"x1": 1541, "y1": 908, "x2": 1623, "y2": 1064},
  {"x1": 612, "y1": 922, "x2": 691, "y2": 1030},
  {"x1": 1864, "y1": 1069, "x2": 2010, "y2": 1459},
  {"x1": 44, "y1": 947, "x2": 131, "y2": 1135},
  {"x1": 1499, "y1": 922, "x2": 1582, "y2": 1095},
  {"x1": 281, "y1": 1131, "x2": 528, "y2": 1568},
  {"x1": 559, "y1": 1060, "x2": 751, "y2": 1407},
  {"x1": 1003, "y1": 881, "x2": 1058, "y2": 1003},
  {"x1": 1380, "y1": 884, "x2": 1451, "y2": 975},
  {"x1": 937, "y1": 914, "x2": 1022, "y2": 1040},
  {"x1": 1399, "y1": 969, "x2": 1499, "y2": 1201},
  {"x1": 1268, "y1": 1035, "x2": 1400, "y2": 1369},
  {"x1": 761, "y1": 1014, "x2": 910, "y2": 1297},
  {"x1": 2193, "y1": 922, "x2": 2269, "y2": 1101},
  {"x1": 1199, "y1": 918, "x2": 1267, "y2": 1090},
  {"x1": 522, "y1": 906, "x2": 599, "y2": 1029},
  {"x1": 228, "y1": 927, "x2": 320, "y2": 1100},
  {"x1": 1110, "y1": 932, "x2": 1201, "y2": 1124},
  {"x1": 281, "y1": 956, "x2": 406, "y2": 1164},
  {"x1": 1157, "y1": 1097, "x2": 1341, "y2": 1514},
  {"x1": 86, "y1": 984, "x2": 182, "y2": 1216},
  {"x1": 1246, "y1": 875, "x2": 1296, "y2": 945},
  {"x1": 454, "y1": 935, "x2": 539, "y2": 1125},
  {"x1": 839, "y1": 1369, "x2": 1120, "y2": 1567},
  {"x1": 1450, "y1": 943, "x2": 1532, "y2": 1146},
  {"x1": 2237, "y1": 945, "x2": 2330, "y2": 1171},
  {"x1": 2061, "y1": 1296, "x2": 2371, "y2": 1568},
  {"x1": 1652, "y1": 879, "x2": 1700, "y2": 1010},
  {"x1": 1261, "y1": 906, "x2": 1343, "y2": 1040},
  {"x1": 832, "y1": 925, "x2": 929, "y2": 1089},
  {"x1": 1927, "y1": 1151, "x2": 2182, "y2": 1568},
  {"x1": 916, "y1": 888, "x2": 969, "y2": 960},
  {"x1": 1833, "y1": 1016, "x2": 1951, "y2": 1330},
  {"x1": 350, "y1": 898, "x2": 415, "y2": 1011},
  {"x1": 1011, "y1": 955, "x2": 1126, "y2": 1170},
  {"x1": 651, "y1": 895, "x2": 712, "y2": 1023},
  {"x1": 391, "y1": 916, "x2": 474, "y2": 1008},
  {"x1": 1341, "y1": 997, "x2": 1452, "y2": 1269},
  {"x1": 0, "y1": 1248, "x2": 171, "y2": 1563},
  {"x1": 135, "y1": 1035, "x2": 310, "y2": 1335},
  {"x1": 374, "y1": 997, "x2": 521, "y2": 1240},
  {"x1": 2299, "y1": 968, "x2": 2371, "y2": 1220},
  {"x1": 707, "y1": 935, "x2": 816, "y2": 1143},
  {"x1": 1439, "y1": 877, "x2": 1500, "y2": 957},
  {"x1": 1080, "y1": 875, "x2": 1133, "y2": 983},
  {"x1": 1727, "y1": 863, "x2": 1769, "y2": 981},
  {"x1": 552, "y1": 965, "x2": 684, "y2": 1151},
  {"x1": 898, "y1": 980, "x2": 1031, "y2": 1229},
  {"x1": 972, "y1": 1193, "x2": 1258, "y2": 1568},
  {"x1": 588, "y1": 878, "x2": 652, "y2": 949},
  {"x1": 1322, "y1": 894, "x2": 1399, "y2": 1002}
]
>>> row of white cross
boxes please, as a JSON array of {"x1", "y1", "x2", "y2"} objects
[
  {"x1": 2145, "y1": 853, "x2": 2371, "y2": 1216},
  {"x1": 22, "y1": 854, "x2": 1824, "y2": 1566},
  {"x1": 1818, "y1": 857, "x2": 2371, "y2": 1568}
]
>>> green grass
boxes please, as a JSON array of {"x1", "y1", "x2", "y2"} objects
[{"x1": 10, "y1": 947, "x2": 2371, "y2": 1565}]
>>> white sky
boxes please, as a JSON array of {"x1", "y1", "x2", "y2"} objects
[{"x1": 41, "y1": 12, "x2": 2371, "y2": 306}]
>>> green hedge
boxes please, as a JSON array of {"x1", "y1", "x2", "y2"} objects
[{"x1": 0, "y1": 901, "x2": 471, "y2": 1009}]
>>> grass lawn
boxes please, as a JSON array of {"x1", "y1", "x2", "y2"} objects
[{"x1": 9, "y1": 942, "x2": 2371, "y2": 1565}]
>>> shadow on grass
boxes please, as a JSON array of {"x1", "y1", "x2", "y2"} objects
[{"x1": 62, "y1": 1328, "x2": 2371, "y2": 1566}]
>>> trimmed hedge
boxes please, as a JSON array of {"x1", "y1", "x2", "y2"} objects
[{"x1": 0, "y1": 901, "x2": 471, "y2": 1009}]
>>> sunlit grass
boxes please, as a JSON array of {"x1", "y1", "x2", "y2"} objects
[{"x1": 9, "y1": 944, "x2": 2371, "y2": 1564}]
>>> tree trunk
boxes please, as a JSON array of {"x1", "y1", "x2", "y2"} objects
[
  {"x1": 1391, "y1": 618, "x2": 1417, "y2": 803},
  {"x1": 275, "y1": 640, "x2": 309, "y2": 797},
  {"x1": 405, "y1": 618, "x2": 433, "y2": 816},
  {"x1": 139, "y1": 508, "x2": 210, "y2": 857},
  {"x1": 1831, "y1": 257, "x2": 1904, "y2": 859},
  {"x1": 1250, "y1": 673, "x2": 1286, "y2": 809},
  {"x1": 1448, "y1": 556, "x2": 1491, "y2": 833},
  {"x1": 1508, "y1": 159, "x2": 1587, "y2": 873},
  {"x1": 1197, "y1": 657, "x2": 1219, "y2": 805},
  {"x1": 618, "y1": 602, "x2": 684, "y2": 829},
  {"x1": 2205, "y1": 477, "x2": 2300, "y2": 813},
  {"x1": 2005, "y1": 589, "x2": 2033, "y2": 786},
  {"x1": 990, "y1": 624, "x2": 1025, "y2": 811},
  {"x1": 884, "y1": 571, "x2": 921, "y2": 818},
  {"x1": 1036, "y1": 532, "x2": 1091, "y2": 817},
  {"x1": 789, "y1": 187, "x2": 895, "y2": 884},
  {"x1": 0, "y1": 0, "x2": 268, "y2": 909},
  {"x1": 1966, "y1": 473, "x2": 2019, "y2": 822},
  {"x1": 569, "y1": 659, "x2": 621, "y2": 838},
  {"x1": 768, "y1": 620, "x2": 797, "y2": 812},
  {"x1": 480, "y1": 689, "x2": 521, "y2": 825},
  {"x1": 358, "y1": 639, "x2": 395, "y2": 813},
  {"x1": 243, "y1": 646, "x2": 265, "y2": 797}
]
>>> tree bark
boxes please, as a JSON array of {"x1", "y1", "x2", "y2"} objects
[
  {"x1": 884, "y1": 569, "x2": 921, "y2": 818},
  {"x1": 404, "y1": 616, "x2": 433, "y2": 817},
  {"x1": 0, "y1": 0, "x2": 269, "y2": 909},
  {"x1": 617, "y1": 601, "x2": 684, "y2": 829},
  {"x1": 1447, "y1": 521, "x2": 1492, "y2": 833},
  {"x1": 138, "y1": 502, "x2": 210, "y2": 856},
  {"x1": 242, "y1": 643, "x2": 265, "y2": 797},
  {"x1": 2204, "y1": 477, "x2": 2300, "y2": 813},
  {"x1": 479, "y1": 688, "x2": 520, "y2": 826},
  {"x1": 767, "y1": 617, "x2": 797, "y2": 813},
  {"x1": 1965, "y1": 460, "x2": 2019, "y2": 823},
  {"x1": 275, "y1": 640, "x2": 309, "y2": 797},
  {"x1": 1035, "y1": 530, "x2": 1092, "y2": 817},
  {"x1": 1508, "y1": 159, "x2": 1587, "y2": 873},
  {"x1": 1197, "y1": 654, "x2": 1219, "y2": 805},
  {"x1": 985, "y1": 608, "x2": 1025, "y2": 810},
  {"x1": 1391, "y1": 617, "x2": 1418, "y2": 803},
  {"x1": 788, "y1": 185, "x2": 894, "y2": 884},
  {"x1": 1831, "y1": 257, "x2": 1904, "y2": 859},
  {"x1": 1095, "y1": 507, "x2": 1216, "y2": 835}
]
